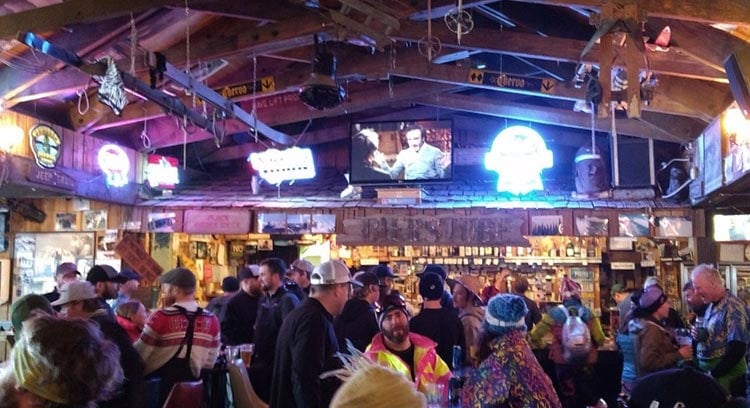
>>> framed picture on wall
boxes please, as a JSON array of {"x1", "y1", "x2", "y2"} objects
[
  {"x1": 703, "y1": 119, "x2": 723, "y2": 194},
  {"x1": 575, "y1": 215, "x2": 609, "y2": 236},
  {"x1": 530, "y1": 215, "x2": 563, "y2": 236},
  {"x1": 83, "y1": 210, "x2": 107, "y2": 231},
  {"x1": 618, "y1": 213, "x2": 650, "y2": 237},
  {"x1": 55, "y1": 213, "x2": 77, "y2": 231},
  {"x1": 656, "y1": 216, "x2": 693, "y2": 237}
]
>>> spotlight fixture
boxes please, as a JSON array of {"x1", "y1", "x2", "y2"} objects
[{"x1": 299, "y1": 36, "x2": 345, "y2": 110}]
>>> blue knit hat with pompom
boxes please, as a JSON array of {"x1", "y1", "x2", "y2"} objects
[{"x1": 484, "y1": 294, "x2": 528, "y2": 335}]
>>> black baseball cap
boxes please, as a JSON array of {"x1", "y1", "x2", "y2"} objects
[{"x1": 86, "y1": 265, "x2": 127, "y2": 284}]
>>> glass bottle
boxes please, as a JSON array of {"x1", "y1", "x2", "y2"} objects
[
  {"x1": 565, "y1": 240, "x2": 575, "y2": 257},
  {"x1": 448, "y1": 345, "x2": 463, "y2": 406}
]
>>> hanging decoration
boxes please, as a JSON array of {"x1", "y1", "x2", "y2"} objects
[
  {"x1": 248, "y1": 147, "x2": 316, "y2": 186},
  {"x1": 444, "y1": 0, "x2": 473, "y2": 45},
  {"x1": 418, "y1": 0, "x2": 441, "y2": 62}
]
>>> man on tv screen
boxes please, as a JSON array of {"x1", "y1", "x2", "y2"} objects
[{"x1": 376, "y1": 127, "x2": 450, "y2": 180}]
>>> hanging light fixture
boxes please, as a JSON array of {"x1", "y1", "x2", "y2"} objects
[{"x1": 299, "y1": 36, "x2": 345, "y2": 110}]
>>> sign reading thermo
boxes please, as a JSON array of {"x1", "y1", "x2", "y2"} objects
[{"x1": 183, "y1": 209, "x2": 251, "y2": 234}]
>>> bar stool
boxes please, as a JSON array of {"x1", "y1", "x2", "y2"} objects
[
  {"x1": 162, "y1": 380, "x2": 204, "y2": 408},
  {"x1": 227, "y1": 359, "x2": 268, "y2": 408}
]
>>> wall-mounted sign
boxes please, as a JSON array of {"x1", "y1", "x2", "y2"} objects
[
  {"x1": 485, "y1": 126, "x2": 552, "y2": 195},
  {"x1": 339, "y1": 214, "x2": 527, "y2": 246},
  {"x1": 114, "y1": 234, "x2": 162, "y2": 281},
  {"x1": 217, "y1": 76, "x2": 275, "y2": 99},
  {"x1": 27, "y1": 166, "x2": 76, "y2": 190},
  {"x1": 146, "y1": 154, "x2": 179, "y2": 189},
  {"x1": 183, "y1": 209, "x2": 251, "y2": 234},
  {"x1": 97, "y1": 144, "x2": 130, "y2": 187},
  {"x1": 610, "y1": 262, "x2": 636, "y2": 270},
  {"x1": 468, "y1": 69, "x2": 556, "y2": 94},
  {"x1": 29, "y1": 124, "x2": 61, "y2": 169},
  {"x1": 248, "y1": 146, "x2": 316, "y2": 185}
]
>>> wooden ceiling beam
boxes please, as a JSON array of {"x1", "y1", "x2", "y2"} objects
[
  {"x1": 393, "y1": 22, "x2": 727, "y2": 82},
  {"x1": 414, "y1": 93, "x2": 688, "y2": 143},
  {"x1": 389, "y1": 50, "x2": 720, "y2": 121},
  {"x1": 143, "y1": 80, "x2": 462, "y2": 149},
  {"x1": 160, "y1": 14, "x2": 330, "y2": 67},
  {"x1": 501, "y1": 0, "x2": 750, "y2": 27},
  {"x1": 0, "y1": 0, "x2": 181, "y2": 39}
]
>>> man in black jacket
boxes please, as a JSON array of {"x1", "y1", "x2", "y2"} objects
[
  {"x1": 270, "y1": 260, "x2": 361, "y2": 408},
  {"x1": 220, "y1": 265, "x2": 261, "y2": 345},
  {"x1": 333, "y1": 271, "x2": 380, "y2": 351}
]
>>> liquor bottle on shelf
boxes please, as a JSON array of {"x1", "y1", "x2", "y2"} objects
[
  {"x1": 565, "y1": 240, "x2": 575, "y2": 257},
  {"x1": 573, "y1": 239, "x2": 581, "y2": 258},
  {"x1": 586, "y1": 238, "x2": 596, "y2": 258}
]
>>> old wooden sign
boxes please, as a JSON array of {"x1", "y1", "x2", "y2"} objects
[
  {"x1": 339, "y1": 215, "x2": 528, "y2": 246},
  {"x1": 114, "y1": 234, "x2": 163, "y2": 282}
]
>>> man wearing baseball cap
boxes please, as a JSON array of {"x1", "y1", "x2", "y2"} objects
[
  {"x1": 334, "y1": 271, "x2": 381, "y2": 352},
  {"x1": 53, "y1": 281, "x2": 145, "y2": 408},
  {"x1": 135, "y1": 267, "x2": 220, "y2": 405},
  {"x1": 271, "y1": 260, "x2": 361, "y2": 408},
  {"x1": 42, "y1": 262, "x2": 80, "y2": 307},
  {"x1": 288, "y1": 258, "x2": 314, "y2": 300},
  {"x1": 221, "y1": 265, "x2": 262, "y2": 345},
  {"x1": 86, "y1": 264, "x2": 127, "y2": 319},
  {"x1": 113, "y1": 267, "x2": 142, "y2": 309}
]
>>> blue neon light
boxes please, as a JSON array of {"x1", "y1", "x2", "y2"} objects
[{"x1": 485, "y1": 125, "x2": 553, "y2": 195}]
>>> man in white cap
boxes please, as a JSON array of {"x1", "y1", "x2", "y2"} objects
[
  {"x1": 270, "y1": 260, "x2": 361, "y2": 408},
  {"x1": 53, "y1": 281, "x2": 145, "y2": 408}
]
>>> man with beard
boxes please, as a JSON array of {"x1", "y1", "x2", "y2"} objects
[
  {"x1": 270, "y1": 260, "x2": 360, "y2": 408},
  {"x1": 135, "y1": 268, "x2": 221, "y2": 405},
  {"x1": 365, "y1": 293, "x2": 451, "y2": 396},
  {"x1": 86, "y1": 264, "x2": 127, "y2": 319},
  {"x1": 250, "y1": 257, "x2": 300, "y2": 402},
  {"x1": 221, "y1": 265, "x2": 262, "y2": 345}
]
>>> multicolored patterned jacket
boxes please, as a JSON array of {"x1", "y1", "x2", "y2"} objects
[{"x1": 463, "y1": 330, "x2": 562, "y2": 408}]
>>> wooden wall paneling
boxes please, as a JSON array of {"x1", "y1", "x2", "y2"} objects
[{"x1": 559, "y1": 209, "x2": 574, "y2": 236}]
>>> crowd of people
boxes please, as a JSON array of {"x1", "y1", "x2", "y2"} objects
[{"x1": 2, "y1": 261, "x2": 749, "y2": 408}]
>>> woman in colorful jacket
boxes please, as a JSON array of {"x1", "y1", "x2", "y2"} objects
[
  {"x1": 463, "y1": 294, "x2": 562, "y2": 407},
  {"x1": 364, "y1": 293, "x2": 451, "y2": 397}
]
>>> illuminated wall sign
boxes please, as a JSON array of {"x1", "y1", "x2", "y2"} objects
[
  {"x1": 97, "y1": 144, "x2": 130, "y2": 187},
  {"x1": 485, "y1": 126, "x2": 553, "y2": 195},
  {"x1": 29, "y1": 124, "x2": 62, "y2": 168},
  {"x1": 146, "y1": 154, "x2": 180, "y2": 189},
  {"x1": 248, "y1": 146, "x2": 316, "y2": 185},
  {"x1": 468, "y1": 69, "x2": 557, "y2": 95}
]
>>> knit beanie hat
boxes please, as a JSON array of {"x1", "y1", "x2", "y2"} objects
[
  {"x1": 378, "y1": 293, "x2": 410, "y2": 328},
  {"x1": 10, "y1": 294, "x2": 54, "y2": 335},
  {"x1": 484, "y1": 294, "x2": 528, "y2": 335},
  {"x1": 560, "y1": 276, "x2": 582, "y2": 301},
  {"x1": 419, "y1": 272, "x2": 444, "y2": 301},
  {"x1": 420, "y1": 264, "x2": 447, "y2": 280}
]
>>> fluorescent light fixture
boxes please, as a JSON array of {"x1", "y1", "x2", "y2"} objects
[
  {"x1": 248, "y1": 146, "x2": 316, "y2": 185},
  {"x1": 485, "y1": 125, "x2": 552, "y2": 195}
]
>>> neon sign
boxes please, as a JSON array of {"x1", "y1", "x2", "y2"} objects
[
  {"x1": 97, "y1": 144, "x2": 130, "y2": 187},
  {"x1": 146, "y1": 154, "x2": 180, "y2": 189},
  {"x1": 248, "y1": 147, "x2": 316, "y2": 185},
  {"x1": 485, "y1": 126, "x2": 552, "y2": 195}
]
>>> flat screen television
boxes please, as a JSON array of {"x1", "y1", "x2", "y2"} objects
[{"x1": 349, "y1": 119, "x2": 453, "y2": 185}]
